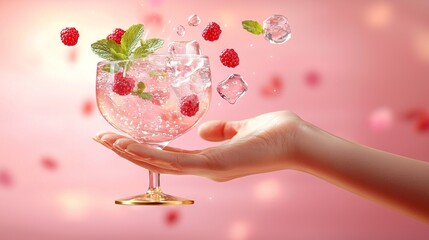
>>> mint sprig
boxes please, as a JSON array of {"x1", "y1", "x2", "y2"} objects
[
  {"x1": 91, "y1": 24, "x2": 164, "y2": 62},
  {"x1": 131, "y1": 82, "x2": 153, "y2": 100},
  {"x1": 134, "y1": 38, "x2": 164, "y2": 58},
  {"x1": 242, "y1": 20, "x2": 264, "y2": 35}
]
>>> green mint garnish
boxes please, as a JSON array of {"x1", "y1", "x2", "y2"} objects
[
  {"x1": 91, "y1": 24, "x2": 164, "y2": 62},
  {"x1": 148, "y1": 70, "x2": 168, "y2": 78},
  {"x1": 131, "y1": 82, "x2": 153, "y2": 100},
  {"x1": 242, "y1": 20, "x2": 264, "y2": 35},
  {"x1": 134, "y1": 38, "x2": 164, "y2": 58},
  {"x1": 120, "y1": 24, "x2": 145, "y2": 56}
]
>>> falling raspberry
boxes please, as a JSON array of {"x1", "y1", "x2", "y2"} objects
[
  {"x1": 107, "y1": 28, "x2": 126, "y2": 44},
  {"x1": 60, "y1": 27, "x2": 80, "y2": 46},
  {"x1": 202, "y1": 22, "x2": 222, "y2": 41},
  {"x1": 180, "y1": 94, "x2": 199, "y2": 117},
  {"x1": 165, "y1": 209, "x2": 180, "y2": 226},
  {"x1": 220, "y1": 49, "x2": 240, "y2": 68},
  {"x1": 113, "y1": 72, "x2": 135, "y2": 96},
  {"x1": 41, "y1": 156, "x2": 58, "y2": 171}
]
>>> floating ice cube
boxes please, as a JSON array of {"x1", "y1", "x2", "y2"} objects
[
  {"x1": 167, "y1": 40, "x2": 201, "y2": 55},
  {"x1": 217, "y1": 74, "x2": 248, "y2": 104},
  {"x1": 176, "y1": 25, "x2": 186, "y2": 36},
  {"x1": 263, "y1": 15, "x2": 291, "y2": 44},
  {"x1": 188, "y1": 14, "x2": 201, "y2": 27}
]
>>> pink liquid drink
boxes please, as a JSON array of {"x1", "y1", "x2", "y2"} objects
[{"x1": 96, "y1": 54, "x2": 211, "y2": 145}]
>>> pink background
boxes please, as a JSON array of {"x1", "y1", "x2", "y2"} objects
[{"x1": 1, "y1": 0, "x2": 429, "y2": 239}]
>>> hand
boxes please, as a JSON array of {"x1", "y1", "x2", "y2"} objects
[{"x1": 94, "y1": 111, "x2": 303, "y2": 181}]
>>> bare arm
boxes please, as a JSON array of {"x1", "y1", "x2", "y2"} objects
[
  {"x1": 94, "y1": 111, "x2": 429, "y2": 223},
  {"x1": 294, "y1": 122, "x2": 429, "y2": 223}
]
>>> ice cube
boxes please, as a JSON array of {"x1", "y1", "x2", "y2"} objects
[
  {"x1": 167, "y1": 40, "x2": 201, "y2": 55},
  {"x1": 176, "y1": 25, "x2": 186, "y2": 36},
  {"x1": 263, "y1": 15, "x2": 292, "y2": 44},
  {"x1": 217, "y1": 74, "x2": 248, "y2": 104},
  {"x1": 188, "y1": 14, "x2": 201, "y2": 27}
]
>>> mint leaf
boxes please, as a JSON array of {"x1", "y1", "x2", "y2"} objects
[
  {"x1": 145, "y1": 38, "x2": 164, "y2": 52},
  {"x1": 134, "y1": 38, "x2": 164, "y2": 59},
  {"x1": 148, "y1": 70, "x2": 168, "y2": 78},
  {"x1": 136, "y1": 82, "x2": 146, "y2": 93},
  {"x1": 242, "y1": 20, "x2": 264, "y2": 35},
  {"x1": 110, "y1": 48, "x2": 128, "y2": 60},
  {"x1": 121, "y1": 24, "x2": 145, "y2": 56},
  {"x1": 134, "y1": 46, "x2": 151, "y2": 58},
  {"x1": 91, "y1": 39, "x2": 115, "y2": 60},
  {"x1": 137, "y1": 92, "x2": 153, "y2": 100},
  {"x1": 131, "y1": 82, "x2": 153, "y2": 100},
  {"x1": 106, "y1": 39, "x2": 124, "y2": 55}
]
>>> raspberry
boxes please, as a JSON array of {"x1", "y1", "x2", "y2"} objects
[
  {"x1": 202, "y1": 22, "x2": 222, "y2": 41},
  {"x1": 180, "y1": 94, "x2": 199, "y2": 117},
  {"x1": 220, "y1": 49, "x2": 239, "y2": 68},
  {"x1": 60, "y1": 27, "x2": 79, "y2": 46},
  {"x1": 112, "y1": 72, "x2": 135, "y2": 96},
  {"x1": 107, "y1": 28, "x2": 126, "y2": 44}
]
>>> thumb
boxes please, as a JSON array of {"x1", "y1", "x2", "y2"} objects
[{"x1": 198, "y1": 120, "x2": 243, "y2": 142}]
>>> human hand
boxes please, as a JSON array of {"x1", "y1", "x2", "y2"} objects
[{"x1": 94, "y1": 111, "x2": 304, "y2": 181}]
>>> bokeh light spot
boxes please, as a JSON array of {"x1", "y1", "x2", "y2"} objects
[
  {"x1": 165, "y1": 209, "x2": 180, "y2": 226},
  {"x1": 412, "y1": 29, "x2": 429, "y2": 63},
  {"x1": 364, "y1": 1, "x2": 394, "y2": 29},
  {"x1": 144, "y1": 13, "x2": 164, "y2": 28},
  {"x1": 68, "y1": 48, "x2": 78, "y2": 64},
  {"x1": 82, "y1": 99, "x2": 95, "y2": 117},
  {"x1": 41, "y1": 156, "x2": 58, "y2": 171},
  {"x1": 57, "y1": 191, "x2": 91, "y2": 220},
  {"x1": 368, "y1": 107, "x2": 394, "y2": 132},
  {"x1": 228, "y1": 221, "x2": 250, "y2": 240},
  {"x1": 260, "y1": 75, "x2": 283, "y2": 97},
  {"x1": 0, "y1": 169, "x2": 13, "y2": 187},
  {"x1": 253, "y1": 179, "x2": 281, "y2": 202},
  {"x1": 305, "y1": 70, "x2": 321, "y2": 87}
]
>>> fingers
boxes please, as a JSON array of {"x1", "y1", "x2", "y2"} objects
[
  {"x1": 198, "y1": 120, "x2": 243, "y2": 141},
  {"x1": 126, "y1": 143, "x2": 209, "y2": 172},
  {"x1": 93, "y1": 132, "x2": 182, "y2": 174}
]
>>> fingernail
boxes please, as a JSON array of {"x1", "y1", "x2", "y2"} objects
[
  {"x1": 112, "y1": 141, "x2": 126, "y2": 152},
  {"x1": 124, "y1": 149, "x2": 138, "y2": 157},
  {"x1": 93, "y1": 137, "x2": 112, "y2": 148}
]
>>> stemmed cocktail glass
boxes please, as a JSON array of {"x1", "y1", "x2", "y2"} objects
[{"x1": 96, "y1": 54, "x2": 211, "y2": 205}]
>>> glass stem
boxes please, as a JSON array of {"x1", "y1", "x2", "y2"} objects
[
  {"x1": 146, "y1": 143, "x2": 168, "y2": 193},
  {"x1": 148, "y1": 171, "x2": 160, "y2": 191}
]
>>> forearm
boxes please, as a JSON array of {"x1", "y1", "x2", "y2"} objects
[{"x1": 292, "y1": 122, "x2": 429, "y2": 223}]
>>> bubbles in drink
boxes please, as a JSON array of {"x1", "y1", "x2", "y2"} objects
[
  {"x1": 217, "y1": 74, "x2": 248, "y2": 104},
  {"x1": 176, "y1": 25, "x2": 186, "y2": 36},
  {"x1": 188, "y1": 14, "x2": 201, "y2": 27},
  {"x1": 263, "y1": 15, "x2": 291, "y2": 44},
  {"x1": 168, "y1": 40, "x2": 201, "y2": 55}
]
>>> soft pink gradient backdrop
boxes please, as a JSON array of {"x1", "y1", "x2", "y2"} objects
[{"x1": 1, "y1": 0, "x2": 428, "y2": 239}]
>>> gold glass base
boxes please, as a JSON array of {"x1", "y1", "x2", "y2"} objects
[{"x1": 115, "y1": 188, "x2": 194, "y2": 205}]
